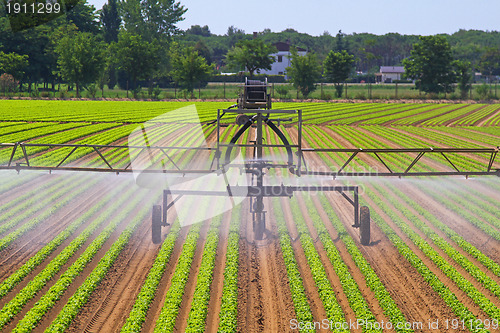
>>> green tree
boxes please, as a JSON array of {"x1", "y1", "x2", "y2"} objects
[
  {"x1": 121, "y1": 0, "x2": 186, "y2": 42},
  {"x1": 111, "y1": 31, "x2": 159, "y2": 93},
  {"x1": 170, "y1": 44, "x2": 213, "y2": 96},
  {"x1": 225, "y1": 39, "x2": 276, "y2": 77},
  {"x1": 323, "y1": 50, "x2": 355, "y2": 98},
  {"x1": 402, "y1": 35, "x2": 456, "y2": 94},
  {"x1": 55, "y1": 32, "x2": 105, "y2": 97},
  {"x1": 286, "y1": 48, "x2": 321, "y2": 99},
  {"x1": 100, "y1": 0, "x2": 121, "y2": 43},
  {"x1": 0, "y1": 51, "x2": 29, "y2": 80},
  {"x1": 454, "y1": 60, "x2": 472, "y2": 99},
  {"x1": 479, "y1": 47, "x2": 500, "y2": 84}
]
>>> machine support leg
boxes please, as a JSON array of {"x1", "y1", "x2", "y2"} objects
[{"x1": 353, "y1": 187, "x2": 359, "y2": 227}]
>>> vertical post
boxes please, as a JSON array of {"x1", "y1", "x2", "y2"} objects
[
  {"x1": 162, "y1": 190, "x2": 168, "y2": 224},
  {"x1": 345, "y1": 83, "x2": 348, "y2": 99},
  {"x1": 217, "y1": 109, "x2": 220, "y2": 169},
  {"x1": 395, "y1": 81, "x2": 398, "y2": 99},
  {"x1": 297, "y1": 109, "x2": 302, "y2": 174},
  {"x1": 321, "y1": 82, "x2": 323, "y2": 99},
  {"x1": 198, "y1": 83, "x2": 201, "y2": 99},
  {"x1": 354, "y1": 187, "x2": 359, "y2": 227},
  {"x1": 224, "y1": 80, "x2": 226, "y2": 99}
]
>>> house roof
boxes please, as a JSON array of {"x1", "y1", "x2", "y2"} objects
[
  {"x1": 273, "y1": 42, "x2": 306, "y2": 52},
  {"x1": 380, "y1": 66, "x2": 405, "y2": 73}
]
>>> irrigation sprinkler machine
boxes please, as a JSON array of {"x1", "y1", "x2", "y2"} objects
[{"x1": 1, "y1": 78, "x2": 499, "y2": 245}]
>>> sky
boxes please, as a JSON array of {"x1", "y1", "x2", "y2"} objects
[{"x1": 88, "y1": 0, "x2": 500, "y2": 36}]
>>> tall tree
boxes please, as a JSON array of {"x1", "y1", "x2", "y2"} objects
[
  {"x1": 454, "y1": 60, "x2": 473, "y2": 99},
  {"x1": 323, "y1": 50, "x2": 355, "y2": 98},
  {"x1": 100, "y1": 0, "x2": 121, "y2": 43},
  {"x1": 286, "y1": 47, "x2": 321, "y2": 99},
  {"x1": 402, "y1": 35, "x2": 456, "y2": 94},
  {"x1": 55, "y1": 32, "x2": 105, "y2": 97},
  {"x1": 0, "y1": 51, "x2": 29, "y2": 81},
  {"x1": 225, "y1": 39, "x2": 276, "y2": 77},
  {"x1": 111, "y1": 31, "x2": 159, "y2": 91},
  {"x1": 479, "y1": 47, "x2": 500, "y2": 82},
  {"x1": 121, "y1": 0, "x2": 186, "y2": 42},
  {"x1": 170, "y1": 43, "x2": 213, "y2": 96}
]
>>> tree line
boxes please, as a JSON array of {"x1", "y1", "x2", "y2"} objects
[{"x1": 0, "y1": 0, "x2": 499, "y2": 98}]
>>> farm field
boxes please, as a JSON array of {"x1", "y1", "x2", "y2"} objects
[{"x1": 0, "y1": 100, "x2": 499, "y2": 332}]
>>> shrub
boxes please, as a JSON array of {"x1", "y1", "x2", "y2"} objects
[
  {"x1": 275, "y1": 85, "x2": 290, "y2": 99},
  {"x1": 475, "y1": 83, "x2": 490, "y2": 100},
  {"x1": 0, "y1": 73, "x2": 18, "y2": 94},
  {"x1": 86, "y1": 84, "x2": 98, "y2": 99}
]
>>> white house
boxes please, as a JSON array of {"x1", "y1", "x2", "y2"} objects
[
  {"x1": 376, "y1": 66, "x2": 405, "y2": 83},
  {"x1": 259, "y1": 42, "x2": 306, "y2": 78}
]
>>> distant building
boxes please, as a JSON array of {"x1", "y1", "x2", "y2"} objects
[
  {"x1": 259, "y1": 42, "x2": 306, "y2": 79},
  {"x1": 376, "y1": 66, "x2": 405, "y2": 83}
]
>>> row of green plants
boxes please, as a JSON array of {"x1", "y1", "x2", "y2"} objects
[
  {"x1": 120, "y1": 120, "x2": 226, "y2": 332},
  {"x1": 0, "y1": 173, "x2": 81, "y2": 232},
  {"x1": 290, "y1": 196, "x2": 380, "y2": 332},
  {"x1": 217, "y1": 204, "x2": 241, "y2": 333},
  {"x1": 0, "y1": 181, "x2": 128, "y2": 301},
  {"x1": 43, "y1": 188, "x2": 158, "y2": 332},
  {"x1": 0, "y1": 175, "x2": 97, "y2": 252},
  {"x1": 0, "y1": 178, "x2": 137, "y2": 330},
  {"x1": 368, "y1": 184, "x2": 500, "y2": 324},
  {"x1": 3, "y1": 100, "x2": 500, "y2": 127},
  {"x1": 332, "y1": 124, "x2": 499, "y2": 328},
  {"x1": 185, "y1": 213, "x2": 223, "y2": 332},
  {"x1": 364, "y1": 191, "x2": 489, "y2": 333},
  {"x1": 298, "y1": 124, "x2": 417, "y2": 332},
  {"x1": 305, "y1": 121, "x2": 498, "y2": 329},
  {"x1": 121, "y1": 219, "x2": 181, "y2": 332},
  {"x1": 379, "y1": 181, "x2": 500, "y2": 296},
  {"x1": 271, "y1": 198, "x2": 315, "y2": 333}
]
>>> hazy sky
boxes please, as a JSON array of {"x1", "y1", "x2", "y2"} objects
[{"x1": 88, "y1": 0, "x2": 500, "y2": 36}]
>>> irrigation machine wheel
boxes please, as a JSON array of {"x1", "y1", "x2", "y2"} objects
[
  {"x1": 360, "y1": 206, "x2": 371, "y2": 245},
  {"x1": 152, "y1": 205, "x2": 162, "y2": 244},
  {"x1": 254, "y1": 212, "x2": 266, "y2": 240}
]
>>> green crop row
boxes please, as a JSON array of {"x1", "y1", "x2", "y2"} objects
[
  {"x1": 0, "y1": 175, "x2": 98, "y2": 252},
  {"x1": 296, "y1": 196, "x2": 382, "y2": 332},
  {"x1": 272, "y1": 198, "x2": 315, "y2": 333},
  {"x1": 416, "y1": 184, "x2": 500, "y2": 241},
  {"x1": 364, "y1": 191, "x2": 489, "y2": 333},
  {"x1": 378, "y1": 181, "x2": 500, "y2": 296},
  {"x1": 121, "y1": 220, "x2": 181, "y2": 332},
  {"x1": 288, "y1": 197, "x2": 347, "y2": 328},
  {"x1": 185, "y1": 214, "x2": 223, "y2": 332},
  {"x1": 451, "y1": 105, "x2": 500, "y2": 126},
  {"x1": 316, "y1": 194, "x2": 413, "y2": 332},
  {"x1": 153, "y1": 223, "x2": 202, "y2": 332},
  {"x1": 0, "y1": 183, "x2": 144, "y2": 331},
  {"x1": 420, "y1": 104, "x2": 483, "y2": 126},
  {"x1": 0, "y1": 174, "x2": 87, "y2": 235},
  {"x1": 0, "y1": 181, "x2": 128, "y2": 300},
  {"x1": 367, "y1": 184, "x2": 500, "y2": 328},
  {"x1": 217, "y1": 205, "x2": 241, "y2": 333},
  {"x1": 44, "y1": 189, "x2": 158, "y2": 332}
]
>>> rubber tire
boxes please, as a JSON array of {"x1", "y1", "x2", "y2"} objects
[
  {"x1": 152, "y1": 205, "x2": 162, "y2": 244},
  {"x1": 360, "y1": 206, "x2": 371, "y2": 246}
]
